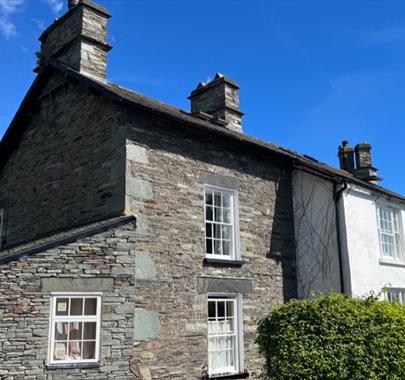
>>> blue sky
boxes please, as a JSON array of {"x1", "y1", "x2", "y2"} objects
[{"x1": 1, "y1": 0, "x2": 405, "y2": 193}]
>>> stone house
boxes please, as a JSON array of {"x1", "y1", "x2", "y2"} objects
[
  {"x1": 0, "y1": 1, "x2": 299, "y2": 378},
  {"x1": 2, "y1": 0, "x2": 403, "y2": 379}
]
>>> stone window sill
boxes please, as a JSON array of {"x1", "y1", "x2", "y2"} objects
[
  {"x1": 46, "y1": 363, "x2": 100, "y2": 370},
  {"x1": 207, "y1": 371, "x2": 249, "y2": 379},
  {"x1": 203, "y1": 258, "x2": 245, "y2": 268},
  {"x1": 379, "y1": 259, "x2": 405, "y2": 268}
]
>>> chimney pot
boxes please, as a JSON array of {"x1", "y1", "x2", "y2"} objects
[
  {"x1": 188, "y1": 74, "x2": 244, "y2": 133},
  {"x1": 68, "y1": 0, "x2": 80, "y2": 9},
  {"x1": 338, "y1": 140, "x2": 355, "y2": 173}
]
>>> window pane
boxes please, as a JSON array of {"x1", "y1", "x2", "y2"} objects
[
  {"x1": 54, "y1": 322, "x2": 68, "y2": 341},
  {"x1": 83, "y1": 341, "x2": 96, "y2": 360},
  {"x1": 206, "y1": 239, "x2": 213, "y2": 254},
  {"x1": 394, "y1": 213, "x2": 400, "y2": 232},
  {"x1": 223, "y1": 209, "x2": 231, "y2": 224},
  {"x1": 214, "y1": 193, "x2": 221, "y2": 207},
  {"x1": 382, "y1": 234, "x2": 394, "y2": 256},
  {"x1": 55, "y1": 298, "x2": 69, "y2": 316},
  {"x1": 222, "y1": 241, "x2": 230, "y2": 256},
  {"x1": 226, "y1": 301, "x2": 234, "y2": 318},
  {"x1": 70, "y1": 298, "x2": 83, "y2": 316},
  {"x1": 84, "y1": 298, "x2": 98, "y2": 316},
  {"x1": 206, "y1": 206, "x2": 213, "y2": 221},
  {"x1": 208, "y1": 301, "x2": 216, "y2": 318},
  {"x1": 214, "y1": 207, "x2": 222, "y2": 223},
  {"x1": 217, "y1": 301, "x2": 225, "y2": 317},
  {"x1": 206, "y1": 223, "x2": 212, "y2": 238},
  {"x1": 54, "y1": 342, "x2": 67, "y2": 361},
  {"x1": 223, "y1": 195, "x2": 230, "y2": 208},
  {"x1": 68, "y1": 341, "x2": 82, "y2": 360},
  {"x1": 214, "y1": 239, "x2": 222, "y2": 255},
  {"x1": 83, "y1": 322, "x2": 97, "y2": 340},
  {"x1": 205, "y1": 192, "x2": 213, "y2": 206},
  {"x1": 223, "y1": 225, "x2": 231, "y2": 240},
  {"x1": 69, "y1": 322, "x2": 82, "y2": 340},
  {"x1": 213, "y1": 224, "x2": 221, "y2": 239}
]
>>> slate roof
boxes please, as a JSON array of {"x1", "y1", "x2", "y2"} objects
[
  {"x1": 0, "y1": 215, "x2": 136, "y2": 263},
  {"x1": 1, "y1": 60, "x2": 405, "y2": 204}
]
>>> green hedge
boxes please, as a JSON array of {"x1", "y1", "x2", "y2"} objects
[{"x1": 256, "y1": 293, "x2": 405, "y2": 380}]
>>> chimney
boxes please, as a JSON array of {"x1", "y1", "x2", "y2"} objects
[
  {"x1": 188, "y1": 73, "x2": 244, "y2": 133},
  {"x1": 353, "y1": 143, "x2": 381, "y2": 183},
  {"x1": 337, "y1": 141, "x2": 382, "y2": 183},
  {"x1": 338, "y1": 140, "x2": 355, "y2": 173},
  {"x1": 36, "y1": 0, "x2": 112, "y2": 81}
]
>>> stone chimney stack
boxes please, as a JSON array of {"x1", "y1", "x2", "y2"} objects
[
  {"x1": 353, "y1": 143, "x2": 381, "y2": 182},
  {"x1": 36, "y1": 0, "x2": 111, "y2": 81},
  {"x1": 338, "y1": 140, "x2": 355, "y2": 173},
  {"x1": 338, "y1": 140, "x2": 382, "y2": 183},
  {"x1": 188, "y1": 73, "x2": 244, "y2": 133}
]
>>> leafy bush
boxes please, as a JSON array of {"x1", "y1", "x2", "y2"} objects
[{"x1": 256, "y1": 293, "x2": 405, "y2": 380}]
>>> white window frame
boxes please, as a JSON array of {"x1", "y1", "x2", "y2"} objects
[
  {"x1": 385, "y1": 288, "x2": 405, "y2": 304},
  {"x1": 0, "y1": 208, "x2": 4, "y2": 249},
  {"x1": 47, "y1": 292, "x2": 102, "y2": 366},
  {"x1": 204, "y1": 185, "x2": 240, "y2": 261},
  {"x1": 207, "y1": 294, "x2": 244, "y2": 377},
  {"x1": 376, "y1": 204, "x2": 405, "y2": 262}
]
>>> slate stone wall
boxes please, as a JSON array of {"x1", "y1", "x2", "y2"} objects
[
  {"x1": 0, "y1": 220, "x2": 136, "y2": 380},
  {"x1": 0, "y1": 72, "x2": 297, "y2": 379},
  {"x1": 125, "y1": 110, "x2": 297, "y2": 379},
  {"x1": 0, "y1": 73, "x2": 126, "y2": 248}
]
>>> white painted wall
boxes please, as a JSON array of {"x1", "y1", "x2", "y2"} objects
[
  {"x1": 293, "y1": 170, "x2": 405, "y2": 299},
  {"x1": 292, "y1": 171, "x2": 341, "y2": 298},
  {"x1": 342, "y1": 186, "x2": 405, "y2": 297}
]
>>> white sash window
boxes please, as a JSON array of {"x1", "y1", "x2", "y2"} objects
[
  {"x1": 377, "y1": 205, "x2": 404, "y2": 261},
  {"x1": 208, "y1": 296, "x2": 243, "y2": 376},
  {"x1": 48, "y1": 293, "x2": 102, "y2": 365},
  {"x1": 204, "y1": 187, "x2": 239, "y2": 260}
]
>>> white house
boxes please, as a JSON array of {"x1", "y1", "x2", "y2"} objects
[{"x1": 293, "y1": 141, "x2": 405, "y2": 302}]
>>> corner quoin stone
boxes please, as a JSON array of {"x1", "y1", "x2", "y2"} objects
[{"x1": 126, "y1": 177, "x2": 153, "y2": 201}]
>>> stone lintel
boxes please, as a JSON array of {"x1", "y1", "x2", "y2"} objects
[
  {"x1": 41, "y1": 277, "x2": 114, "y2": 292},
  {"x1": 198, "y1": 277, "x2": 252, "y2": 294},
  {"x1": 200, "y1": 172, "x2": 240, "y2": 191}
]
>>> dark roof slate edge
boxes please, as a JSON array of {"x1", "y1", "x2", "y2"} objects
[{"x1": 0, "y1": 215, "x2": 136, "y2": 264}]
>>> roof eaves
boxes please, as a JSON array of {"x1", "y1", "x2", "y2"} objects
[{"x1": 0, "y1": 215, "x2": 136, "y2": 264}]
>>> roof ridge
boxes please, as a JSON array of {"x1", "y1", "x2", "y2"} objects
[{"x1": 2, "y1": 60, "x2": 405, "y2": 205}]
